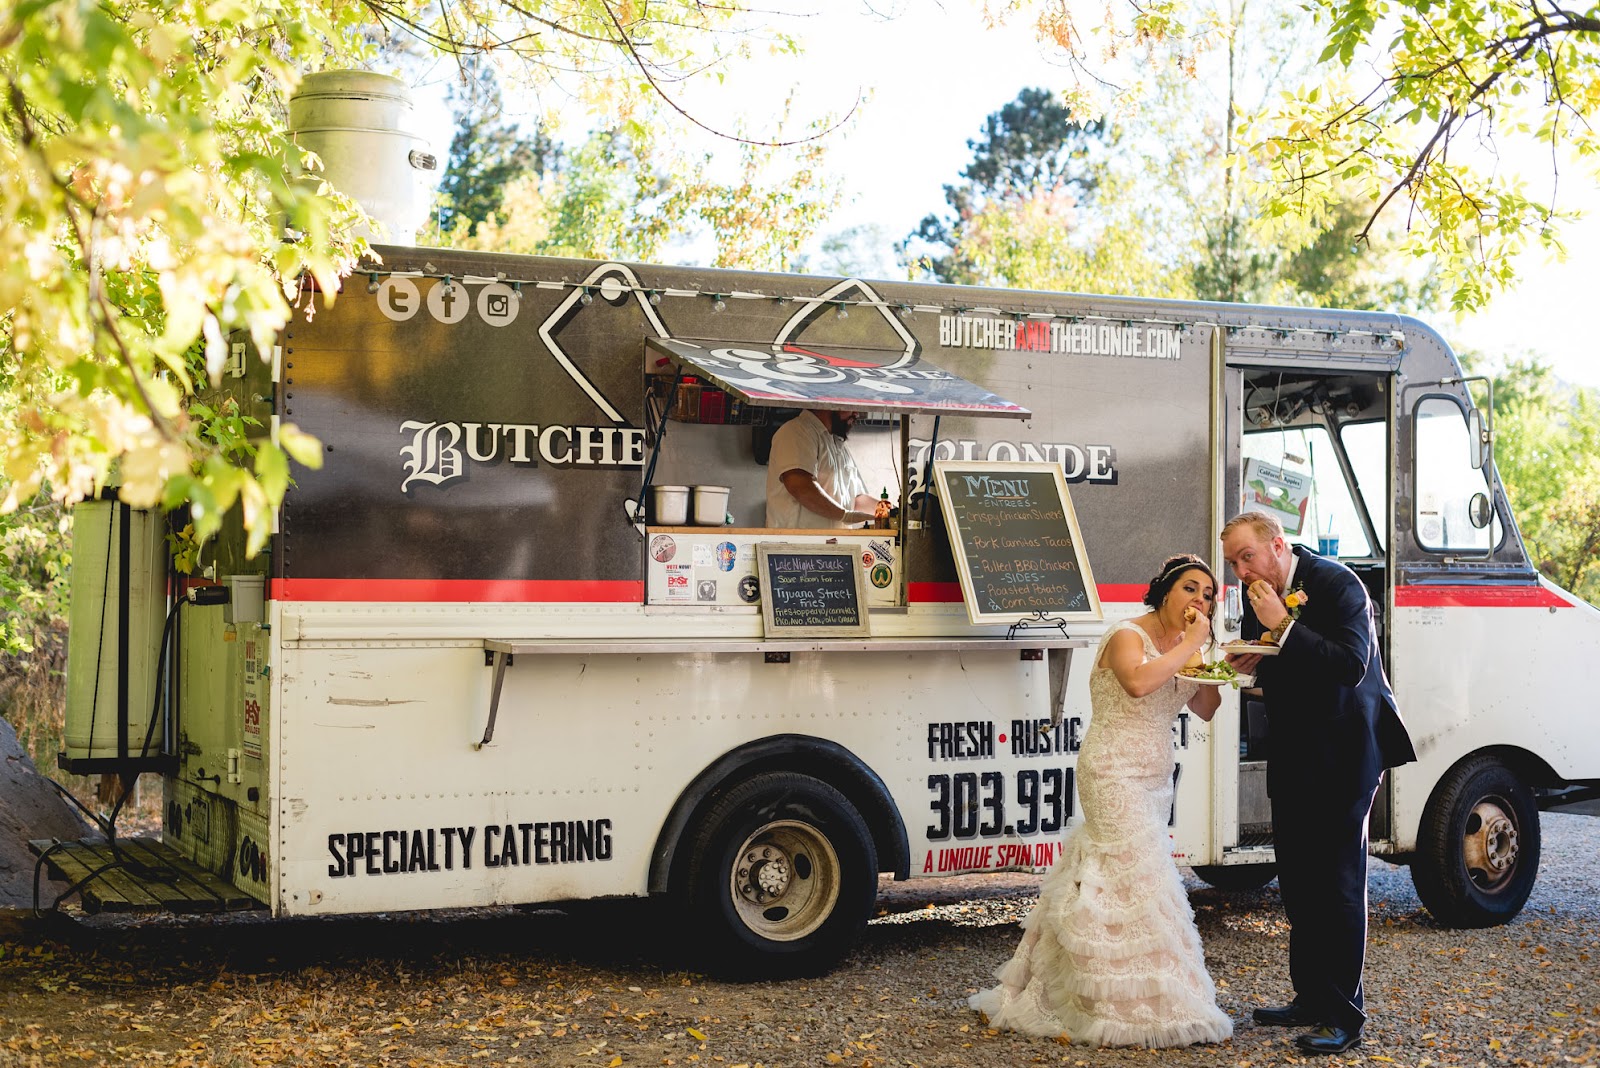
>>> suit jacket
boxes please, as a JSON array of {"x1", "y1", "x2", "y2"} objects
[{"x1": 1244, "y1": 546, "x2": 1416, "y2": 797}]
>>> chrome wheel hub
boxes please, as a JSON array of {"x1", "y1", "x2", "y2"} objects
[
  {"x1": 727, "y1": 820, "x2": 841, "y2": 942},
  {"x1": 1463, "y1": 798, "x2": 1519, "y2": 892}
]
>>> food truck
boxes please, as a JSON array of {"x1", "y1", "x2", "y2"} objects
[{"x1": 43, "y1": 245, "x2": 1600, "y2": 975}]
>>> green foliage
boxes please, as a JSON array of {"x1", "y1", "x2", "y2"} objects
[
  {"x1": 437, "y1": 63, "x2": 558, "y2": 237},
  {"x1": 1, "y1": 0, "x2": 802, "y2": 565},
  {"x1": 1191, "y1": 211, "x2": 1282, "y2": 304},
  {"x1": 1238, "y1": 0, "x2": 1597, "y2": 311},
  {"x1": 446, "y1": 105, "x2": 838, "y2": 272},
  {"x1": 909, "y1": 88, "x2": 1107, "y2": 284},
  {"x1": 941, "y1": 169, "x2": 1188, "y2": 295},
  {"x1": 0, "y1": 0, "x2": 368, "y2": 556},
  {"x1": 0, "y1": 494, "x2": 68, "y2": 660},
  {"x1": 909, "y1": 71, "x2": 1433, "y2": 309},
  {"x1": 0, "y1": 487, "x2": 72, "y2": 780},
  {"x1": 1004, "y1": 0, "x2": 1597, "y2": 309},
  {"x1": 1470, "y1": 355, "x2": 1600, "y2": 604}
]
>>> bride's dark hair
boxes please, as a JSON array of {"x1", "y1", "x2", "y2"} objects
[{"x1": 1142, "y1": 554, "x2": 1217, "y2": 609}]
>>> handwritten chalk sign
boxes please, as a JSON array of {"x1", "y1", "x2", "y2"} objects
[
  {"x1": 933, "y1": 461, "x2": 1102, "y2": 625},
  {"x1": 757, "y1": 544, "x2": 871, "y2": 637}
]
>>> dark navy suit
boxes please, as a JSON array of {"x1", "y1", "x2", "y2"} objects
[{"x1": 1243, "y1": 545, "x2": 1415, "y2": 1032}]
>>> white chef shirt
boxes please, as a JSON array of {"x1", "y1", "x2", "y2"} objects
[{"x1": 765, "y1": 410, "x2": 869, "y2": 529}]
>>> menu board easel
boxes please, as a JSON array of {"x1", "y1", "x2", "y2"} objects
[
  {"x1": 932, "y1": 461, "x2": 1101, "y2": 626},
  {"x1": 757, "y1": 544, "x2": 871, "y2": 637}
]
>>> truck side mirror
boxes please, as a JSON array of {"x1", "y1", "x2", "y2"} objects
[
  {"x1": 1468, "y1": 491, "x2": 1493, "y2": 529},
  {"x1": 1467, "y1": 406, "x2": 1489, "y2": 469}
]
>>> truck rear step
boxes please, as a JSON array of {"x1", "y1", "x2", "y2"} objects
[{"x1": 29, "y1": 837, "x2": 261, "y2": 914}]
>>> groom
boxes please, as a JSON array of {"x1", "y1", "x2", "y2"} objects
[{"x1": 1222, "y1": 511, "x2": 1415, "y2": 1055}]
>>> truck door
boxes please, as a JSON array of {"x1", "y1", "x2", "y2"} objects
[{"x1": 1203, "y1": 364, "x2": 1397, "y2": 886}]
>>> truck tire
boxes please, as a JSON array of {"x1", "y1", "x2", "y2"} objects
[
  {"x1": 1412, "y1": 755, "x2": 1540, "y2": 928},
  {"x1": 1190, "y1": 863, "x2": 1277, "y2": 891},
  {"x1": 676, "y1": 771, "x2": 877, "y2": 978}
]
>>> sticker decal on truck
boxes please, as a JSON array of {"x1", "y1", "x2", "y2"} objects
[
  {"x1": 326, "y1": 819, "x2": 614, "y2": 878},
  {"x1": 398, "y1": 420, "x2": 648, "y2": 490}
]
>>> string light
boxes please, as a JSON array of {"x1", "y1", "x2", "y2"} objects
[{"x1": 340, "y1": 266, "x2": 1403, "y2": 348}]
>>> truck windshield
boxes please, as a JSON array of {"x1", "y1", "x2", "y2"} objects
[{"x1": 1243, "y1": 426, "x2": 1375, "y2": 558}]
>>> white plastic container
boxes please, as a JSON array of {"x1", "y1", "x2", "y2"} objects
[
  {"x1": 63, "y1": 501, "x2": 166, "y2": 764},
  {"x1": 692, "y1": 485, "x2": 730, "y2": 525},
  {"x1": 288, "y1": 71, "x2": 436, "y2": 244},
  {"x1": 652, "y1": 485, "x2": 690, "y2": 525}
]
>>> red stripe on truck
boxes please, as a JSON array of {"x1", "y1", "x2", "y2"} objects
[
  {"x1": 266, "y1": 580, "x2": 1570, "y2": 609},
  {"x1": 907, "y1": 582, "x2": 1147, "y2": 603},
  {"x1": 271, "y1": 579, "x2": 645, "y2": 602},
  {"x1": 1395, "y1": 585, "x2": 1571, "y2": 608},
  {"x1": 906, "y1": 582, "x2": 1572, "y2": 609}
]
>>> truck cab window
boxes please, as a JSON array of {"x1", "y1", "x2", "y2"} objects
[
  {"x1": 1243, "y1": 426, "x2": 1373, "y2": 558},
  {"x1": 1339, "y1": 420, "x2": 1387, "y2": 552},
  {"x1": 1413, "y1": 395, "x2": 1501, "y2": 553}
]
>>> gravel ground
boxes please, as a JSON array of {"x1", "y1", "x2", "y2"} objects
[{"x1": 1, "y1": 813, "x2": 1597, "y2": 1067}]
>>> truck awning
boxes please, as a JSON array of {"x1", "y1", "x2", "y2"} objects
[{"x1": 646, "y1": 337, "x2": 1031, "y2": 419}]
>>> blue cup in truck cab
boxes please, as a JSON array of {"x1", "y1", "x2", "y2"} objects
[{"x1": 1318, "y1": 535, "x2": 1339, "y2": 556}]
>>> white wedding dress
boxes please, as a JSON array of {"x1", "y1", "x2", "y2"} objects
[{"x1": 969, "y1": 620, "x2": 1234, "y2": 1047}]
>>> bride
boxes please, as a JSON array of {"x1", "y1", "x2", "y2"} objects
[{"x1": 970, "y1": 553, "x2": 1234, "y2": 1047}]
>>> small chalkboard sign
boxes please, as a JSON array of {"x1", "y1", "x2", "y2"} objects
[
  {"x1": 757, "y1": 543, "x2": 871, "y2": 637},
  {"x1": 933, "y1": 461, "x2": 1101, "y2": 625}
]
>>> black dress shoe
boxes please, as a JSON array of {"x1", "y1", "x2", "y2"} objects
[
  {"x1": 1296, "y1": 1025, "x2": 1362, "y2": 1054},
  {"x1": 1252, "y1": 1003, "x2": 1321, "y2": 1027}
]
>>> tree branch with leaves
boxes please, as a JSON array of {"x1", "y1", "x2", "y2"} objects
[{"x1": 0, "y1": 0, "x2": 827, "y2": 572}]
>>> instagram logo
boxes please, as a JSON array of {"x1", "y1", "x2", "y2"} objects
[{"x1": 476, "y1": 282, "x2": 519, "y2": 326}]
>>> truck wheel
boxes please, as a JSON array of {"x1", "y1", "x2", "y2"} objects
[
  {"x1": 677, "y1": 771, "x2": 877, "y2": 978},
  {"x1": 1412, "y1": 755, "x2": 1540, "y2": 928},
  {"x1": 1190, "y1": 863, "x2": 1276, "y2": 891}
]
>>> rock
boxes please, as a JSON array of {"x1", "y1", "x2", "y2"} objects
[{"x1": 0, "y1": 715, "x2": 91, "y2": 909}]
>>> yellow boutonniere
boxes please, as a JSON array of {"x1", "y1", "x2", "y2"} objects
[{"x1": 1284, "y1": 585, "x2": 1309, "y2": 618}]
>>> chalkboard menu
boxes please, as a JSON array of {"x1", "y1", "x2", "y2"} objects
[
  {"x1": 757, "y1": 544, "x2": 871, "y2": 637},
  {"x1": 932, "y1": 461, "x2": 1102, "y2": 625}
]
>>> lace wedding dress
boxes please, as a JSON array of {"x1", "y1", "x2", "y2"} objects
[{"x1": 969, "y1": 620, "x2": 1234, "y2": 1047}]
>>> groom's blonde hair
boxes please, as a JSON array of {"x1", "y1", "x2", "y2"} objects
[{"x1": 1221, "y1": 511, "x2": 1285, "y2": 543}]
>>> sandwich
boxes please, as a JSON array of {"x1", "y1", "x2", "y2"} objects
[
  {"x1": 1248, "y1": 580, "x2": 1280, "y2": 643},
  {"x1": 1182, "y1": 606, "x2": 1206, "y2": 667}
]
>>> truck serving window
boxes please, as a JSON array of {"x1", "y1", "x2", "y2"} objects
[
  {"x1": 1413, "y1": 395, "x2": 1501, "y2": 553},
  {"x1": 1243, "y1": 426, "x2": 1373, "y2": 558}
]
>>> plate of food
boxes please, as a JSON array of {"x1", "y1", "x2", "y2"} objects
[
  {"x1": 1219, "y1": 639, "x2": 1281, "y2": 656},
  {"x1": 1178, "y1": 661, "x2": 1254, "y2": 687}
]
